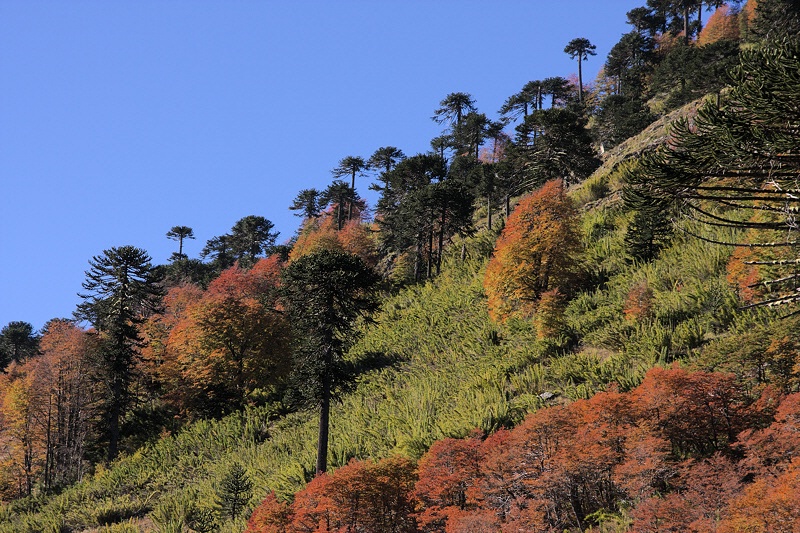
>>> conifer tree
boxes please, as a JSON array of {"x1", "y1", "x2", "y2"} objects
[
  {"x1": 216, "y1": 462, "x2": 253, "y2": 520},
  {"x1": 625, "y1": 40, "x2": 800, "y2": 310},
  {"x1": 74, "y1": 245, "x2": 163, "y2": 461},
  {"x1": 281, "y1": 250, "x2": 378, "y2": 474}
]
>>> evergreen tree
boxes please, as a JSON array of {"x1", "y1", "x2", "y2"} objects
[
  {"x1": 289, "y1": 188, "x2": 323, "y2": 220},
  {"x1": 750, "y1": 0, "x2": 800, "y2": 43},
  {"x1": 281, "y1": 250, "x2": 378, "y2": 474},
  {"x1": 74, "y1": 245, "x2": 163, "y2": 461},
  {"x1": 216, "y1": 462, "x2": 253, "y2": 520},
  {"x1": 0, "y1": 321, "x2": 39, "y2": 370},
  {"x1": 432, "y1": 92, "x2": 476, "y2": 127},
  {"x1": 564, "y1": 37, "x2": 597, "y2": 105},
  {"x1": 229, "y1": 215, "x2": 279, "y2": 268},
  {"x1": 625, "y1": 40, "x2": 800, "y2": 309},
  {"x1": 331, "y1": 156, "x2": 367, "y2": 221},
  {"x1": 165, "y1": 225, "x2": 194, "y2": 261},
  {"x1": 367, "y1": 146, "x2": 406, "y2": 176}
]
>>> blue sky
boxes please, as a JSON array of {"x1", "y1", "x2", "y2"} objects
[{"x1": 1, "y1": 1, "x2": 646, "y2": 331}]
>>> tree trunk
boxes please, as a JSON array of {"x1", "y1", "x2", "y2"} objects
[
  {"x1": 316, "y1": 346, "x2": 333, "y2": 475},
  {"x1": 487, "y1": 193, "x2": 493, "y2": 230},
  {"x1": 578, "y1": 57, "x2": 584, "y2": 104},
  {"x1": 684, "y1": 5, "x2": 691, "y2": 44}
]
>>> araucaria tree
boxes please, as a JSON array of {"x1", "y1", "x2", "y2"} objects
[
  {"x1": 624, "y1": 40, "x2": 800, "y2": 311},
  {"x1": 484, "y1": 180, "x2": 582, "y2": 323},
  {"x1": 331, "y1": 156, "x2": 367, "y2": 221},
  {"x1": 281, "y1": 250, "x2": 378, "y2": 474},
  {"x1": 165, "y1": 225, "x2": 195, "y2": 260},
  {"x1": 74, "y1": 245, "x2": 163, "y2": 461},
  {"x1": 564, "y1": 37, "x2": 596, "y2": 104}
]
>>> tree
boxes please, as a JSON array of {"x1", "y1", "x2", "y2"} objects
[
  {"x1": 74, "y1": 245, "x2": 163, "y2": 461},
  {"x1": 367, "y1": 146, "x2": 406, "y2": 176},
  {"x1": 165, "y1": 258, "x2": 289, "y2": 416},
  {"x1": 432, "y1": 92, "x2": 476, "y2": 127},
  {"x1": 0, "y1": 321, "x2": 39, "y2": 370},
  {"x1": 166, "y1": 225, "x2": 195, "y2": 261},
  {"x1": 321, "y1": 180, "x2": 359, "y2": 231},
  {"x1": 332, "y1": 156, "x2": 367, "y2": 221},
  {"x1": 519, "y1": 107, "x2": 599, "y2": 187},
  {"x1": 750, "y1": 0, "x2": 800, "y2": 43},
  {"x1": 217, "y1": 462, "x2": 253, "y2": 520},
  {"x1": 484, "y1": 180, "x2": 582, "y2": 322},
  {"x1": 281, "y1": 250, "x2": 379, "y2": 474},
  {"x1": 229, "y1": 215, "x2": 279, "y2": 268},
  {"x1": 289, "y1": 188, "x2": 322, "y2": 220},
  {"x1": 564, "y1": 37, "x2": 597, "y2": 104},
  {"x1": 202, "y1": 216, "x2": 279, "y2": 271},
  {"x1": 625, "y1": 41, "x2": 800, "y2": 312}
]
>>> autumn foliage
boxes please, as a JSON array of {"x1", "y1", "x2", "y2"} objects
[
  {"x1": 484, "y1": 179, "x2": 581, "y2": 323},
  {"x1": 142, "y1": 256, "x2": 290, "y2": 416},
  {"x1": 246, "y1": 456, "x2": 417, "y2": 533},
  {"x1": 247, "y1": 367, "x2": 800, "y2": 532}
]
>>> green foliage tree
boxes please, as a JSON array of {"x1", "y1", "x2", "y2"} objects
[
  {"x1": 74, "y1": 245, "x2": 163, "y2": 461},
  {"x1": 166, "y1": 225, "x2": 195, "y2": 261},
  {"x1": 626, "y1": 40, "x2": 800, "y2": 311},
  {"x1": 648, "y1": 39, "x2": 740, "y2": 109},
  {"x1": 289, "y1": 188, "x2": 323, "y2": 220},
  {"x1": 367, "y1": 146, "x2": 406, "y2": 176},
  {"x1": 230, "y1": 215, "x2": 279, "y2": 268},
  {"x1": 564, "y1": 37, "x2": 597, "y2": 104},
  {"x1": 0, "y1": 321, "x2": 39, "y2": 370},
  {"x1": 750, "y1": 0, "x2": 800, "y2": 43},
  {"x1": 332, "y1": 156, "x2": 367, "y2": 221},
  {"x1": 216, "y1": 462, "x2": 253, "y2": 520},
  {"x1": 432, "y1": 92, "x2": 476, "y2": 127},
  {"x1": 321, "y1": 180, "x2": 357, "y2": 230},
  {"x1": 281, "y1": 250, "x2": 379, "y2": 474},
  {"x1": 202, "y1": 215, "x2": 279, "y2": 271},
  {"x1": 518, "y1": 107, "x2": 599, "y2": 187}
]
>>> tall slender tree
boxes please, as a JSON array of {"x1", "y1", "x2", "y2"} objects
[
  {"x1": 564, "y1": 37, "x2": 597, "y2": 105},
  {"x1": 289, "y1": 188, "x2": 323, "y2": 220},
  {"x1": 432, "y1": 92, "x2": 477, "y2": 127},
  {"x1": 332, "y1": 156, "x2": 367, "y2": 221},
  {"x1": 74, "y1": 246, "x2": 163, "y2": 461},
  {"x1": 166, "y1": 225, "x2": 195, "y2": 260}
]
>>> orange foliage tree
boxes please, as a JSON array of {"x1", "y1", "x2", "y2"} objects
[
  {"x1": 290, "y1": 216, "x2": 378, "y2": 268},
  {"x1": 163, "y1": 257, "x2": 290, "y2": 416},
  {"x1": 0, "y1": 320, "x2": 98, "y2": 498},
  {"x1": 484, "y1": 179, "x2": 582, "y2": 323},
  {"x1": 697, "y1": 4, "x2": 740, "y2": 46}
]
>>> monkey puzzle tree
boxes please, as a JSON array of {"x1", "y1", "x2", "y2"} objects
[
  {"x1": 564, "y1": 37, "x2": 597, "y2": 105},
  {"x1": 0, "y1": 321, "x2": 39, "y2": 370},
  {"x1": 281, "y1": 250, "x2": 378, "y2": 474},
  {"x1": 289, "y1": 188, "x2": 323, "y2": 220},
  {"x1": 74, "y1": 245, "x2": 163, "y2": 461},
  {"x1": 625, "y1": 41, "x2": 800, "y2": 312},
  {"x1": 166, "y1": 225, "x2": 195, "y2": 260},
  {"x1": 332, "y1": 156, "x2": 367, "y2": 221}
]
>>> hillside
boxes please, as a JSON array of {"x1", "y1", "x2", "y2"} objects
[
  {"x1": 3, "y1": 4, "x2": 800, "y2": 532},
  {"x1": 0, "y1": 94, "x2": 743, "y2": 532}
]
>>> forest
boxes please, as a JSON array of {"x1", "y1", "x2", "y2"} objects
[{"x1": 1, "y1": 0, "x2": 800, "y2": 531}]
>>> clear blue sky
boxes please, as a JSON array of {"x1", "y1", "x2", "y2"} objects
[{"x1": 1, "y1": 1, "x2": 645, "y2": 331}]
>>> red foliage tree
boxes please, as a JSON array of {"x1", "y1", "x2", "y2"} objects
[{"x1": 415, "y1": 432, "x2": 483, "y2": 531}]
